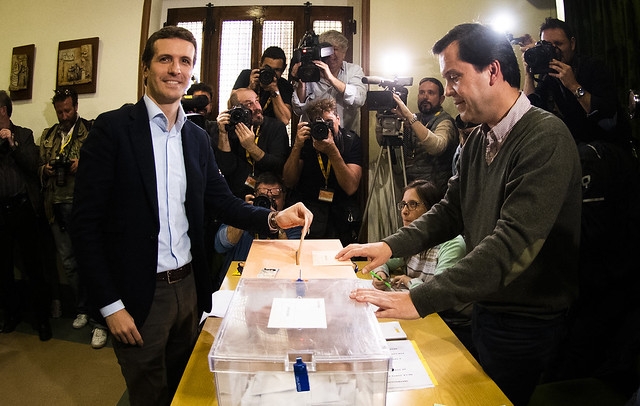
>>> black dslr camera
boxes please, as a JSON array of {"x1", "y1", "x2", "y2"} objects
[
  {"x1": 309, "y1": 118, "x2": 333, "y2": 141},
  {"x1": 290, "y1": 31, "x2": 334, "y2": 82},
  {"x1": 227, "y1": 104, "x2": 252, "y2": 127},
  {"x1": 50, "y1": 155, "x2": 72, "y2": 186},
  {"x1": 253, "y1": 194, "x2": 275, "y2": 209},
  {"x1": 258, "y1": 65, "x2": 277, "y2": 86},
  {"x1": 524, "y1": 41, "x2": 562, "y2": 75}
]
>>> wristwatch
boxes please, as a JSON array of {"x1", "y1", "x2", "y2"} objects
[
  {"x1": 268, "y1": 211, "x2": 281, "y2": 231},
  {"x1": 408, "y1": 114, "x2": 418, "y2": 125},
  {"x1": 574, "y1": 86, "x2": 585, "y2": 99},
  {"x1": 271, "y1": 90, "x2": 280, "y2": 98}
]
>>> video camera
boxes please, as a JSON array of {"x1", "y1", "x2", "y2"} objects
[
  {"x1": 181, "y1": 94, "x2": 210, "y2": 114},
  {"x1": 363, "y1": 76, "x2": 412, "y2": 111},
  {"x1": 524, "y1": 40, "x2": 562, "y2": 75},
  {"x1": 290, "y1": 31, "x2": 334, "y2": 82},
  {"x1": 181, "y1": 94, "x2": 211, "y2": 129}
]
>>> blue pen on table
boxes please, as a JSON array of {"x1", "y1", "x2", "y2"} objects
[{"x1": 369, "y1": 270, "x2": 394, "y2": 290}]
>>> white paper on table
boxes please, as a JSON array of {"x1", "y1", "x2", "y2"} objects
[
  {"x1": 199, "y1": 289, "x2": 235, "y2": 324},
  {"x1": 267, "y1": 297, "x2": 327, "y2": 329},
  {"x1": 387, "y1": 340, "x2": 435, "y2": 391},
  {"x1": 312, "y1": 250, "x2": 350, "y2": 266},
  {"x1": 378, "y1": 321, "x2": 408, "y2": 340}
]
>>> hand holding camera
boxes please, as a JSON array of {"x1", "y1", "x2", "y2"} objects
[{"x1": 249, "y1": 66, "x2": 278, "y2": 92}]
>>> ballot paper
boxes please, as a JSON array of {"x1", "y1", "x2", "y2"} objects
[
  {"x1": 267, "y1": 297, "x2": 327, "y2": 329},
  {"x1": 312, "y1": 250, "x2": 350, "y2": 266},
  {"x1": 387, "y1": 340, "x2": 435, "y2": 391}
]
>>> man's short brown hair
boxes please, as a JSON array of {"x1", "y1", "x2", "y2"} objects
[{"x1": 306, "y1": 98, "x2": 338, "y2": 121}]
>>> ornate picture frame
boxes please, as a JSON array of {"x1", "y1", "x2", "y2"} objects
[
  {"x1": 9, "y1": 44, "x2": 35, "y2": 101},
  {"x1": 56, "y1": 37, "x2": 99, "y2": 94}
]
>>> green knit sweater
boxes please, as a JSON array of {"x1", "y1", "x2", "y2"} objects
[{"x1": 383, "y1": 107, "x2": 582, "y2": 318}]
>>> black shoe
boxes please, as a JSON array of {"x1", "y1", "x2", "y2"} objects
[
  {"x1": 0, "y1": 315, "x2": 21, "y2": 333},
  {"x1": 37, "y1": 321, "x2": 52, "y2": 341}
]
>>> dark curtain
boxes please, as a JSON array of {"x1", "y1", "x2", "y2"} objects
[{"x1": 564, "y1": 0, "x2": 640, "y2": 141}]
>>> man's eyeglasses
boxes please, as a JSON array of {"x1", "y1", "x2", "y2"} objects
[
  {"x1": 396, "y1": 200, "x2": 424, "y2": 211},
  {"x1": 256, "y1": 187, "x2": 282, "y2": 196}
]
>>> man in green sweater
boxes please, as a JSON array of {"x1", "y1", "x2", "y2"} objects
[{"x1": 337, "y1": 23, "x2": 582, "y2": 406}]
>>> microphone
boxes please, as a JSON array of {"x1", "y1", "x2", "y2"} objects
[{"x1": 362, "y1": 76, "x2": 388, "y2": 85}]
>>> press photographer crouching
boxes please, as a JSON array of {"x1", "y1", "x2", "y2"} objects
[
  {"x1": 212, "y1": 88, "x2": 289, "y2": 199},
  {"x1": 283, "y1": 97, "x2": 363, "y2": 246},
  {"x1": 214, "y1": 172, "x2": 302, "y2": 286}
]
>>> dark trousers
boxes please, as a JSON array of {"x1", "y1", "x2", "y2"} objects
[
  {"x1": 112, "y1": 271, "x2": 198, "y2": 406},
  {"x1": 0, "y1": 195, "x2": 50, "y2": 322},
  {"x1": 472, "y1": 304, "x2": 567, "y2": 406}
]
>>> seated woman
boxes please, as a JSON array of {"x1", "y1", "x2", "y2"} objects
[{"x1": 371, "y1": 180, "x2": 475, "y2": 356}]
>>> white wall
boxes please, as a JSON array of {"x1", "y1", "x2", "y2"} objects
[{"x1": 0, "y1": 0, "x2": 145, "y2": 143}]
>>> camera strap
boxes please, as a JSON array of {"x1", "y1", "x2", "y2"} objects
[
  {"x1": 58, "y1": 124, "x2": 75, "y2": 155},
  {"x1": 245, "y1": 125, "x2": 261, "y2": 173},
  {"x1": 316, "y1": 152, "x2": 332, "y2": 189}
]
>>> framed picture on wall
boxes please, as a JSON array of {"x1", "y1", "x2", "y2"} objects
[
  {"x1": 56, "y1": 37, "x2": 99, "y2": 94},
  {"x1": 9, "y1": 44, "x2": 35, "y2": 101}
]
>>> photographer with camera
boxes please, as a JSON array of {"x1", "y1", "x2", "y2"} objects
[
  {"x1": 184, "y1": 82, "x2": 216, "y2": 132},
  {"x1": 213, "y1": 87, "x2": 289, "y2": 199},
  {"x1": 214, "y1": 172, "x2": 302, "y2": 286},
  {"x1": 522, "y1": 17, "x2": 640, "y2": 386},
  {"x1": 291, "y1": 30, "x2": 366, "y2": 133},
  {"x1": 522, "y1": 18, "x2": 629, "y2": 147},
  {"x1": 38, "y1": 88, "x2": 109, "y2": 347},
  {"x1": 0, "y1": 90, "x2": 52, "y2": 340},
  {"x1": 233, "y1": 46, "x2": 293, "y2": 126},
  {"x1": 381, "y1": 77, "x2": 458, "y2": 195},
  {"x1": 283, "y1": 97, "x2": 362, "y2": 246}
]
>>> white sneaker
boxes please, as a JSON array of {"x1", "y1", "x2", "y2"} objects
[
  {"x1": 91, "y1": 328, "x2": 108, "y2": 349},
  {"x1": 72, "y1": 313, "x2": 89, "y2": 329}
]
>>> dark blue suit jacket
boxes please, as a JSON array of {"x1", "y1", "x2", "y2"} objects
[{"x1": 70, "y1": 99, "x2": 270, "y2": 327}]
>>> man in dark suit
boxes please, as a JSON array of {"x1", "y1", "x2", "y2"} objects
[
  {"x1": 70, "y1": 26, "x2": 311, "y2": 406},
  {"x1": 0, "y1": 90, "x2": 51, "y2": 341}
]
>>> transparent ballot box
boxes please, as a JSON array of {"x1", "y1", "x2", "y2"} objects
[{"x1": 209, "y1": 278, "x2": 392, "y2": 406}]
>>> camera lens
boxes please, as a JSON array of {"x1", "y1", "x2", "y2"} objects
[
  {"x1": 258, "y1": 67, "x2": 276, "y2": 86},
  {"x1": 228, "y1": 105, "x2": 252, "y2": 126},
  {"x1": 310, "y1": 120, "x2": 330, "y2": 141},
  {"x1": 253, "y1": 195, "x2": 273, "y2": 209}
]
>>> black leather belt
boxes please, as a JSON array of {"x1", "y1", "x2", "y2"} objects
[{"x1": 156, "y1": 263, "x2": 192, "y2": 284}]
